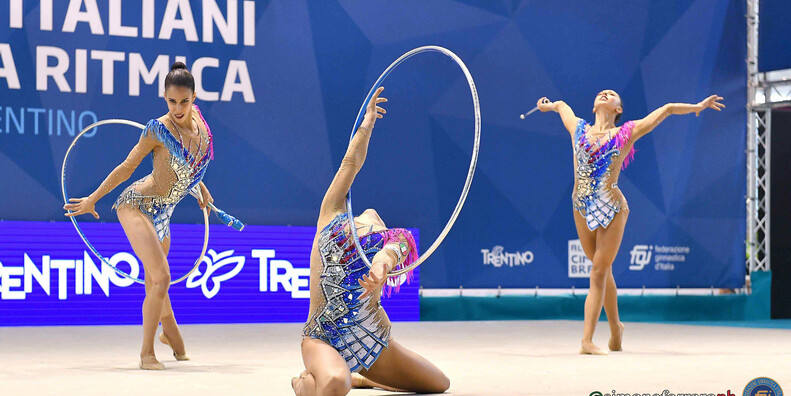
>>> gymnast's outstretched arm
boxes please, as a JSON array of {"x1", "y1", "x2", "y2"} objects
[
  {"x1": 63, "y1": 128, "x2": 158, "y2": 218},
  {"x1": 631, "y1": 95, "x2": 724, "y2": 141},
  {"x1": 318, "y1": 87, "x2": 388, "y2": 223},
  {"x1": 537, "y1": 97, "x2": 581, "y2": 136}
]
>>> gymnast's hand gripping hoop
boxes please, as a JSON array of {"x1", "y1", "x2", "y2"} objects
[{"x1": 345, "y1": 46, "x2": 481, "y2": 278}]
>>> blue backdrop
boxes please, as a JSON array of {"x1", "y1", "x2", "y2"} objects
[
  {"x1": 0, "y1": 1, "x2": 747, "y2": 290},
  {"x1": 760, "y1": 0, "x2": 791, "y2": 71}
]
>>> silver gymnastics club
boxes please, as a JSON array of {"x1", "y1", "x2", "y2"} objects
[{"x1": 520, "y1": 98, "x2": 551, "y2": 119}]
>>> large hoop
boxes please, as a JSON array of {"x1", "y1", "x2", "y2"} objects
[
  {"x1": 345, "y1": 46, "x2": 481, "y2": 278},
  {"x1": 61, "y1": 119, "x2": 210, "y2": 285}
]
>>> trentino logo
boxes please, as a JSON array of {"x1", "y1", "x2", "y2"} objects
[
  {"x1": 0, "y1": 248, "x2": 310, "y2": 300},
  {"x1": 481, "y1": 246, "x2": 534, "y2": 268},
  {"x1": 0, "y1": 252, "x2": 140, "y2": 300}
]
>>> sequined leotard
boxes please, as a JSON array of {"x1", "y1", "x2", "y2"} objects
[
  {"x1": 302, "y1": 212, "x2": 417, "y2": 372},
  {"x1": 572, "y1": 119, "x2": 635, "y2": 230},
  {"x1": 113, "y1": 105, "x2": 213, "y2": 240}
]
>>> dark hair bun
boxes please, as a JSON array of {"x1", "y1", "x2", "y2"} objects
[
  {"x1": 170, "y1": 61, "x2": 188, "y2": 71},
  {"x1": 165, "y1": 62, "x2": 195, "y2": 91}
]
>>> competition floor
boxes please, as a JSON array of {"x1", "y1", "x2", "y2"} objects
[{"x1": 1, "y1": 320, "x2": 788, "y2": 396}]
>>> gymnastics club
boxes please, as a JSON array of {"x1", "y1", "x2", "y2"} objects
[
  {"x1": 189, "y1": 186, "x2": 245, "y2": 231},
  {"x1": 519, "y1": 98, "x2": 551, "y2": 119}
]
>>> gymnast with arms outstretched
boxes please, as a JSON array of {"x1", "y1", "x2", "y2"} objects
[
  {"x1": 291, "y1": 87, "x2": 450, "y2": 395},
  {"x1": 537, "y1": 90, "x2": 724, "y2": 355},
  {"x1": 64, "y1": 62, "x2": 215, "y2": 369}
]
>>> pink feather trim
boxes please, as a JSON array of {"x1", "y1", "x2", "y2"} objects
[
  {"x1": 193, "y1": 104, "x2": 214, "y2": 160},
  {"x1": 615, "y1": 120, "x2": 636, "y2": 169},
  {"x1": 381, "y1": 228, "x2": 419, "y2": 296}
]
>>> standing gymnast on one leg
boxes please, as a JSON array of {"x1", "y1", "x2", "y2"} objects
[
  {"x1": 537, "y1": 90, "x2": 724, "y2": 355},
  {"x1": 63, "y1": 62, "x2": 216, "y2": 369},
  {"x1": 291, "y1": 87, "x2": 450, "y2": 396}
]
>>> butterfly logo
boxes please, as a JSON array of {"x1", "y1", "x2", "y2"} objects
[{"x1": 186, "y1": 249, "x2": 245, "y2": 299}]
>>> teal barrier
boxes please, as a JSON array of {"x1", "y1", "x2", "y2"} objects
[{"x1": 421, "y1": 272, "x2": 771, "y2": 323}]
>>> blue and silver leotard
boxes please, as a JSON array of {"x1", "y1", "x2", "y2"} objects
[
  {"x1": 572, "y1": 119, "x2": 635, "y2": 230},
  {"x1": 302, "y1": 213, "x2": 417, "y2": 372},
  {"x1": 113, "y1": 105, "x2": 213, "y2": 241}
]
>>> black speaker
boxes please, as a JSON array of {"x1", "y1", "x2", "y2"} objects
[{"x1": 770, "y1": 110, "x2": 791, "y2": 318}]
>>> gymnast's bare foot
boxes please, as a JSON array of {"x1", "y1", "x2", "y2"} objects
[
  {"x1": 291, "y1": 370, "x2": 308, "y2": 393},
  {"x1": 139, "y1": 354, "x2": 165, "y2": 370},
  {"x1": 291, "y1": 377, "x2": 300, "y2": 392},
  {"x1": 351, "y1": 372, "x2": 374, "y2": 388},
  {"x1": 159, "y1": 332, "x2": 189, "y2": 361},
  {"x1": 580, "y1": 340, "x2": 608, "y2": 355},
  {"x1": 609, "y1": 322, "x2": 625, "y2": 351},
  {"x1": 352, "y1": 372, "x2": 405, "y2": 392}
]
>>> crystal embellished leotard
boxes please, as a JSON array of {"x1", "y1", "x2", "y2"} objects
[
  {"x1": 572, "y1": 119, "x2": 635, "y2": 230},
  {"x1": 113, "y1": 105, "x2": 214, "y2": 240},
  {"x1": 302, "y1": 212, "x2": 417, "y2": 372}
]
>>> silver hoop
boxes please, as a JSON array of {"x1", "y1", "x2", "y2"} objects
[
  {"x1": 61, "y1": 119, "x2": 210, "y2": 285},
  {"x1": 345, "y1": 46, "x2": 481, "y2": 278}
]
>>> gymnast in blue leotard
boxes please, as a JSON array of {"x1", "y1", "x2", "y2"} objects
[
  {"x1": 292, "y1": 87, "x2": 449, "y2": 396},
  {"x1": 64, "y1": 62, "x2": 216, "y2": 370},
  {"x1": 537, "y1": 91, "x2": 724, "y2": 355}
]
